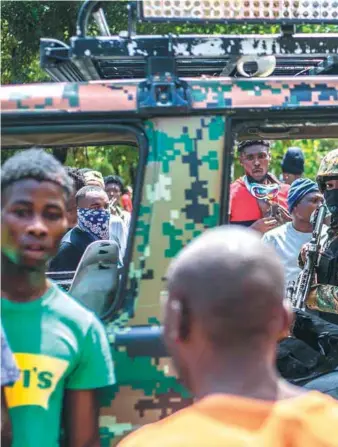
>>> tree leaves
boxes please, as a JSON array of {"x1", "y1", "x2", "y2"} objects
[
  {"x1": 2, "y1": 1, "x2": 336, "y2": 84},
  {"x1": 65, "y1": 145, "x2": 138, "y2": 186},
  {"x1": 234, "y1": 139, "x2": 338, "y2": 181},
  {"x1": 2, "y1": 1, "x2": 337, "y2": 184}
]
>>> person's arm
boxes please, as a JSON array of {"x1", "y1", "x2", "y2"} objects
[
  {"x1": 1, "y1": 325, "x2": 20, "y2": 447},
  {"x1": 63, "y1": 389, "x2": 100, "y2": 447},
  {"x1": 250, "y1": 217, "x2": 278, "y2": 234},
  {"x1": 64, "y1": 317, "x2": 115, "y2": 447},
  {"x1": 297, "y1": 241, "x2": 338, "y2": 314},
  {"x1": 1, "y1": 326, "x2": 20, "y2": 388},
  {"x1": 230, "y1": 183, "x2": 278, "y2": 232},
  {"x1": 1, "y1": 388, "x2": 12, "y2": 447}
]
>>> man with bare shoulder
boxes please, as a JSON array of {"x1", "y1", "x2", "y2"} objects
[
  {"x1": 119, "y1": 226, "x2": 338, "y2": 447},
  {"x1": 1, "y1": 148, "x2": 115, "y2": 447}
]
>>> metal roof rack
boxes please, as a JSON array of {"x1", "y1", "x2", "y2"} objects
[{"x1": 40, "y1": 0, "x2": 338, "y2": 82}]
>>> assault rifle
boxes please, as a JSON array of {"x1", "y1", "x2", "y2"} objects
[{"x1": 289, "y1": 204, "x2": 327, "y2": 310}]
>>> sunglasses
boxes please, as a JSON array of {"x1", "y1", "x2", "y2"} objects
[{"x1": 250, "y1": 183, "x2": 280, "y2": 200}]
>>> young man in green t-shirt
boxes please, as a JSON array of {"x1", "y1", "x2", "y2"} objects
[{"x1": 1, "y1": 148, "x2": 115, "y2": 447}]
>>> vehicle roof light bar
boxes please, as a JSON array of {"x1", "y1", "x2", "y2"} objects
[{"x1": 138, "y1": 0, "x2": 338, "y2": 24}]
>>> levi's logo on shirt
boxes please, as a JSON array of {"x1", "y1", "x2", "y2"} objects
[{"x1": 5, "y1": 353, "x2": 68, "y2": 410}]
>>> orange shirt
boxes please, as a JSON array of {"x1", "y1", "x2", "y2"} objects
[
  {"x1": 118, "y1": 392, "x2": 338, "y2": 447},
  {"x1": 230, "y1": 177, "x2": 290, "y2": 226}
]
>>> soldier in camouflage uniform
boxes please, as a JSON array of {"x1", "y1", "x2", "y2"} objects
[
  {"x1": 277, "y1": 149, "x2": 338, "y2": 398},
  {"x1": 305, "y1": 149, "x2": 338, "y2": 319}
]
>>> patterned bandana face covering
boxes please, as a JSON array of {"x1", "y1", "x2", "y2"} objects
[
  {"x1": 244, "y1": 175, "x2": 280, "y2": 200},
  {"x1": 77, "y1": 208, "x2": 110, "y2": 240}
]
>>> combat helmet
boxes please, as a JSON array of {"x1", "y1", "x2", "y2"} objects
[{"x1": 317, "y1": 149, "x2": 338, "y2": 191}]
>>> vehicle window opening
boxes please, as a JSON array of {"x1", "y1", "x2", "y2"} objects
[
  {"x1": 1, "y1": 141, "x2": 141, "y2": 320},
  {"x1": 227, "y1": 136, "x2": 338, "y2": 229}
]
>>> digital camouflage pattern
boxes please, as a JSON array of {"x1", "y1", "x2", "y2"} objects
[
  {"x1": 306, "y1": 238, "x2": 338, "y2": 314},
  {"x1": 307, "y1": 148, "x2": 338, "y2": 315},
  {"x1": 1, "y1": 77, "x2": 338, "y2": 113},
  {"x1": 121, "y1": 116, "x2": 224, "y2": 324},
  {"x1": 0, "y1": 83, "x2": 138, "y2": 113},
  {"x1": 307, "y1": 284, "x2": 338, "y2": 314},
  {"x1": 1, "y1": 76, "x2": 338, "y2": 446},
  {"x1": 100, "y1": 115, "x2": 224, "y2": 445},
  {"x1": 317, "y1": 148, "x2": 338, "y2": 189}
]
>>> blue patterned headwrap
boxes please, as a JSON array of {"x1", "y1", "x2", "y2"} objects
[{"x1": 77, "y1": 208, "x2": 110, "y2": 240}]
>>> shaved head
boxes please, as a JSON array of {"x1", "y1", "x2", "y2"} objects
[
  {"x1": 163, "y1": 226, "x2": 298, "y2": 399},
  {"x1": 165, "y1": 226, "x2": 286, "y2": 349}
]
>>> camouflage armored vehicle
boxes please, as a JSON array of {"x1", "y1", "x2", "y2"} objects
[{"x1": 1, "y1": 0, "x2": 338, "y2": 444}]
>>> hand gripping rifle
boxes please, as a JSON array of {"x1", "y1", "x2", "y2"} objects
[{"x1": 291, "y1": 204, "x2": 327, "y2": 310}]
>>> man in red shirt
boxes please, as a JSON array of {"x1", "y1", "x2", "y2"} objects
[{"x1": 230, "y1": 140, "x2": 290, "y2": 234}]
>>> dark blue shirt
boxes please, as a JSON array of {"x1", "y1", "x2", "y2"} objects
[{"x1": 49, "y1": 226, "x2": 95, "y2": 272}]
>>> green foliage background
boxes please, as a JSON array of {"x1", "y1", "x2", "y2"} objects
[
  {"x1": 234, "y1": 139, "x2": 338, "y2": 181},
  {"x1": 2, "y1": 0, "x2": 337, "y2": 182}
]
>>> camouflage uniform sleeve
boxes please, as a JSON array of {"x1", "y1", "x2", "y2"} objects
[{"x1": 306, "y1": 284, "x2": 338, "y2": 314}]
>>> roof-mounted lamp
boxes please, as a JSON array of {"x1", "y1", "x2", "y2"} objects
[{"x1": 137, "y1": 0, "x2": 338, "y2": 23}]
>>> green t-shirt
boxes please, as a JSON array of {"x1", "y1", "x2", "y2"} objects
[{"x1": 2, "y1": 283, "x2": 115, "y2": 447}]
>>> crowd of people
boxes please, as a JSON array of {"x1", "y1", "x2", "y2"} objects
[
  {"x1": 49, "y1": 166, "x2": 133, "y2": 272},
  {"x1": 230, "y1": 141, "x2": 320, "y2": 291},
  {"x1": 1, "y1": 144, "x2": 338, "y2": 446},
  {"x1": 229, "y1": 141, "x2": 338, "y2": 397}
]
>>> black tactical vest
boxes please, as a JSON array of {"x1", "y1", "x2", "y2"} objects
[{"x1": 317, "y1": 235, "x2": 338, "y2": 286}]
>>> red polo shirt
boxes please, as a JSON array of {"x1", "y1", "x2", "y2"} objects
[{"x1": 230, "y1": 177, "x2": 289, "y2": 226}]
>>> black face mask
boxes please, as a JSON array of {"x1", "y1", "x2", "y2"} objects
[{"x1": 324, "y1": 189, "x2": 338, "y2": 225}]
